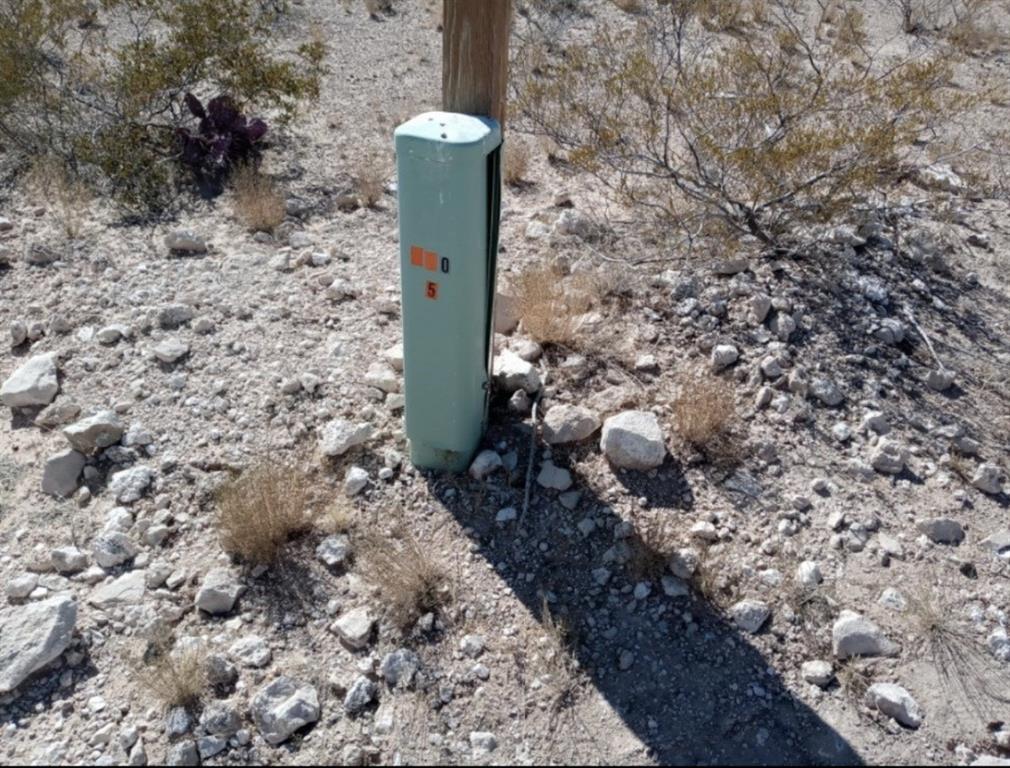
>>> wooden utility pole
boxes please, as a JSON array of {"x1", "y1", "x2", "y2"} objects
[{"x1": 442, "y1": 0, "x2": 513, "y2": 128}]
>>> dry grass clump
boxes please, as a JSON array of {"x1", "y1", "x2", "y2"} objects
[
  {"x1": 130, "y1": 641, "x2": 208, "y2": 712},
  {"x1": 504, "y1": 138, "x2": 531, "y2": 187},
  {"x1": 231, "y1": 165, "x2": 286, "y2": 233},
  {"x1": 907, "y1": 590, "x2": 1010, "y2": 721},
  {"x1": 837, "y1": 660, "x2": 872, "y2": 703},
  {"x1": 355, "y1": 153, "x2": 389, "y2": 208},
  {"x1": 627, "y1": 508, "x2": 677, "y2": 581},
  {"x1": 509, "y1": 264, "x2": 599, "y2": 346},
  {"x1": 319, "y1": 500, "x2": 355, "y2": 536},
  {"x1": 356, "y1": 528, "x2": 451, "y2": 632},
  {"x1": 692, "y1": 548, "x2": 740, "y2": 608},
  {"x1": 671, "y1": 369, "x2": 738, "y2": 450},
  {"x1": 532, "y1": 599, "x2": 583, "y2": 714},
  {"x1": 26, "y1": 157, "x2": 91, "y2": 239},
  {"x1": 216, "y1": 464, "x2": 315, "y2": 565},
  {"x1": 947, "y1": 449, "x2": 975, "y2": 485}
]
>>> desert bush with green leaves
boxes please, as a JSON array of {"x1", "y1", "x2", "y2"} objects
[
  {"x1": 0, "y1": 0, "x2": 325, "y2": 211},
  {"x1": 514, "y1": 0, "x2": 983, "y2": 252}
]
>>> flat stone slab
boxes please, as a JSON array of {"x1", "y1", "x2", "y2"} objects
[
  {"x1": 0, "y1": 595, "x2": 77, "y2": 693},
  {"x1": 89, "y1": 571, "x2": 146, "y2": 608}
]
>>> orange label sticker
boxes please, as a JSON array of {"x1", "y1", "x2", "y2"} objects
[
  {"x1": 410, "y1": 245, "x2": 423, "y2": 267},
  {"x1": 426, "y1": 281, "x2": 439, "y2": 300},
  {"x1": 424, "y1": 250, "x2": 438, "y2": 271}
]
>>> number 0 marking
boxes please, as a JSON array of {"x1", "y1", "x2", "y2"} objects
[{"x1": 426, "y1": 281, "x2": 439, "y2": 300}]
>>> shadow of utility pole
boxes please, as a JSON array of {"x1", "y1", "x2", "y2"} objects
[{"x1": 423, "y1": 421, "x2": 862, "y2": 765}]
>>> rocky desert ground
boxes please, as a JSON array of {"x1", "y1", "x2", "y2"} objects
[{"x1": 1, "y1": 0, "x2": 1010, "y2": 765}]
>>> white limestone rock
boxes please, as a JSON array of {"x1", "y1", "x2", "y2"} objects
[
  {"x1": 364, "y1": 362, "x2": 399, "y2": 393},
  {"x1": 316, "y1": 535, "x2": 351, "y2": 569},
  {"x1": 344, "y1": 466, "x2": 369, "y2": 497},
  {"x1": 165, "y1": 230, "x2": 207, "y2": 253},
  {"x1": 319, "y1": 419, "x2": 373, "y2": 457},
  {"x1": 251, "y1": 677, "x2": 320, "y2": 745},
  {"x1": 109, "y1": 466, "x2": 154, "y2": 504},
  {"x1": 493, "y1": 349, "x2": 541, "y2": 394},
  {"x1": 92, "y1": 532, "x2": 138, "y2": 569},
  {"x1": 1, "y1": 353, "x2": 59, "y2": 408},
  {"x1": 865, "y1": 682, "x2": 922, "y2": 729},
  {"x1": 710, "y1": 345, "x2": 739, "y2": 371},
  {"x1": 41, "y1": 449, "x2": 86, "y2": 498},
  {"x1": 542, "y1": 404, "x2": 601, "y2": 444},
  {"x1": 195, "y1": 568, "x2": 242, "y2": 615},
  {"x1": 62, "y1": 411, "x2": 125, "y2": 454},
  {"x1": 600, "y1": 411, "x2": 666, "y2": 470},
  {"x1": 469, "y1": 450, "x2": 503, "y2": 481},
  {"x1": 973, "y1": 463, "x2": 1005, "y2": 496},
  {"x1": 729, "y1": 600, "x2": 770, "y2": 634},
  {"x1": 50, "y1": 546, "x2": 88, "y2": 575},
  {"x1": 153, "y1": 340, "x2": 189, "y2": 364},
  {"x1": 801, "y1": 660, "x2": 834, "y2": 688},
  {"x1": 870, "y1": 439, "x2": 908, "y2": 475},
  {"x1": 89, "y1": 571, "x2": 146, "y2": 608},
  {"x1": 536, "y1": 462, "x2": 572, "y2": 491},
  {"x1": 332, "y1": 607, "x2": 375, "y2": 650},
  {"x1": 832, "y1": 610, "x2": 899, "y2": 659},
  {"x1": 229, "y1": 636, "x2": 272, "y2": 669},
  {"x1": 0, "y1": 595, "x2": 77, "y2": 693}
]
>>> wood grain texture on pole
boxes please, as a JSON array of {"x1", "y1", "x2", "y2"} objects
[{"x1": 442, "y1": 0, "x2": 513, "y2": 129}]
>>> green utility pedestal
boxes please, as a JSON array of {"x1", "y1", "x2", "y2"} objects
[{"x1": 394, "y1": 111, "x2": 502, "y2": 472}]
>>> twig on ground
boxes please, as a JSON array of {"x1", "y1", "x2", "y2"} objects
[
  {"x1": 903, "y1": 306, "x2": 947, "y2": 372},
  {"x1": 520, "y1": 362, "x2": 548, "y2": 525}
]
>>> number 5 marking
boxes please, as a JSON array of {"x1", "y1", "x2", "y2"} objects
[{"x1": 426, "y1": 281, "x2": 439, "y2": 300}]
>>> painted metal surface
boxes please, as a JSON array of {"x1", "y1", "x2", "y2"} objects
[{"x1": 394, "y1": 111, "x2": 502, "y2": 471}]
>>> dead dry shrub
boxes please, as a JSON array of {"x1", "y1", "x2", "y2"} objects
[
  {"x1": 504, "y1": 138, "x2": 531, "y2": 187},
  {"x1": 129, "y1": 640, "x2": 208, "y2": 712},
  {"x1": 671, "y1": 368, "x2": 737, "y2": 450},
  {"x1": 363, "y1": 0, "x2": 394, "y2": 16},
  {"x1": 231, "y1": 165, "x2": 286, "y2": 233},
  {"x1": 946, "y1": 3, "x2": 1009, "y2": 54},
  {"x1": 356, "y1": 528, "x2": 451, "y2": 632},
  {"x1": 514, "y1": 0, "x2": 981, "y2": 252},
  {"x1": 883, "y1": 0, "x2": 1005, "y2": 50},
  {"x1": 885, "y1": 0, "x2": 946, "y2": 32},
  {"x1": 611, "y1": 0, "x2": 644, "y2": 14},
  {"x1": 509, "y1": 263, "x2": 599, "y2": 346},
  {"x1": 355, "y1": 153, "x2": 389, "y2": 208},
  {"x1": 216, "y1": 463, "x2": 315, "y2": 565}
]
